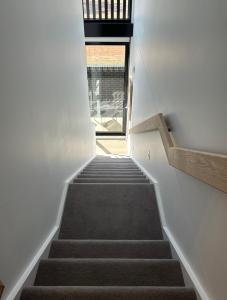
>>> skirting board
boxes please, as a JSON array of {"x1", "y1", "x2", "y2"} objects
[
  {"x1": 6, "y1": 155, "x2": 95, "y2": 300},
  {"x1": 132, "y1": 157, "x2": 210, "y2": 300}
]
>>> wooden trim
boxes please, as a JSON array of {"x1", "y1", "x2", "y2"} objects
[
  {"x1": 0, "y1": 281, "x2": 4, "y2": 298},
  {"x1": 129, "y1": 113, "x2": 227, "y2": 194}
]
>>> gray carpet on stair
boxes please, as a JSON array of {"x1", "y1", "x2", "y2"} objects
[
  {"x1": 59, "y1": 183, "x2": 163, "y2": 240},
  {"x1": 84, "y1": 165, "x2": 140, "y2": 170},
  {"x1": 74, "y1": 178, "x2": 150, "y2": 183},
  {"x1": 78, "y1": 174, "x2": 147, "y2": 178},
  {"x1": 49, "y1": 240, "x2": 172, "y2": 259},
  {"x1": 20, "y1": 156, "x2": 197, "y2": 300},
  {"x1": 81, "y1": 170, "x2": 143, "y2": 174},
  {"x1": 35, "y1": 259, "x2": 184, "y2": 286},
  {"x1": 21, "y1": 287, "x2": 197, "y2": 300}
]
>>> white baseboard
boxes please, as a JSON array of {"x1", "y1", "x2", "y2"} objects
[
  {"x1": 6, "y1": 155, "x2": 95, "y2": 300},
  {"x1": 6, "y1": 226, "x2": 58, "y2": 300},
  {"x1": 163, "y1": 226, "x2": 210, "y2": 300},
  {"x1": 132, "y1": 156, "x2": 210, "y2": 300}
]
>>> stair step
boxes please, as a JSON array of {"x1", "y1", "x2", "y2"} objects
[
  {"x1": 89, "y1": 161, "x2": 136, "y2": 164},
  {"x1": 90, "y1": 160, "x2": 135, "y2": 163},
  {"x1": 85, "y1": 165, "x2": 139, "y2": 169},
  {"x1": 91, "y1": 163, "x2": 135, "y2": 165},
  {"x1": 92, "y1": 157, "x2": 132, "y2": 162},
  {"x1": 59, "y1": 183, "x2": 163, "y2": 240},
  {"x1": 80, "y1": 172, "x2": 143, "y2": 176},
  {"x1": 84, "y1": 170, "x2": 140, "y2": 173},
  {"x1": 20, "y1": 156, "x2": 197, "y2": 300},
  {"x1": 90, "y1": 162, "x2": 134, "y2": 165},
  {"x1": 77, "y1": 174, "x2": 146, "y2": 178},
  {"x1": 81, "y1": 170, "x2": 142, "y2": 174},
  {"x1": 74, "y1": 178, "x2": 150, "y2": 183},
  {"x1": 81, "y1": 172, "x2": 142, "y2": 175},
  {"x1": 81, "y1": 172, "x2": 143, "y2": 175},
  {"x1": 49, "y1": 240, "x2": 171, "y2": 259},
  {"x1": 21, "y1": 287, "x2": 197, "y2": 300},
  {"x1": 84, "y1": 164, "x2": 140, "y2": 170},
  {"x1": 91, "y1": 160, "x2": 133, "y2": 163},
  {"x1": 34, "y1": 259, "x2": 184, "y2": 286}
]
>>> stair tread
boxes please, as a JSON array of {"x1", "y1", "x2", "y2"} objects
[
  {"x1": 81, "y1": 171, "x2": 142, "y2": 173},
  {"x1": 85, "y1": 166, "x2": 139, "y2": 169},
  {"x1": 21, "y1": 286, "x2": 197, "y2": 300},
  {"x1": 74, "y1": 178, "x2": 150, "y2": 183},
  {"x1": 81, "y1": 170, "x2": 142, "y2": 173},
  {"x1": 59, "y1": 184, "x2": 163, "y2": 240},
  {"x1": 35, "y1": 259, "x2": 184, "y2": 287},
  {"x1": 20, "y1": 156, "x2": 196, "y2": 300},
  {"x1": 49, "y1": 240, "x2": 171, "y2": 259},
  {"x1": 78, "y1": 174, "x2": 146, "y2": 178}
]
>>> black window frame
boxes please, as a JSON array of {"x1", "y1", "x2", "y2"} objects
[{"x1": 86, "y1": 41, "x2": 130, "y2": 136}]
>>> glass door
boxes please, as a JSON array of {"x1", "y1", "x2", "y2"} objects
[{"x1": 85, "y1": 42, "x2": 129, "y2": 135}]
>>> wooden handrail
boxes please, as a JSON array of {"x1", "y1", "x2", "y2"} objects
[
  {"x1": 0, "y1": 280, "x2": 4, "y2": 298},
  {"x1": 129, "y1": 113, "x2": 227, "y2": 194}
]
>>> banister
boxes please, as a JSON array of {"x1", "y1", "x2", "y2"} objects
[
  {"x1": 129, "y1": 113, "x2": 227, "y2": 194},
  {"x1": 0, "y1": 280, "x2": 4, "y2": 298}
]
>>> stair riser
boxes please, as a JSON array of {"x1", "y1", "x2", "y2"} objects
[
  {"x1": 77, "y1": 175, "x2": 146, "y2": 178},
  {"x1": 90, "y1": 161, "x2": 133, "y2": 164},
  {"x1": 90, "y1": 159, "x2": 135, "y2": 164},
  {"x1": 85, "y1": 166, "x2": 139, "y2": 169},
  {"x1": 79, "y1": 173, "x2": 145, "y2": 175},
  {"x1": 89, "y1": 162, "x2": 135, "y2": 165},
  {"x1": 21, "y1": 287, "x2": 197, "y2": 300},
  {"x1": 49, "y1": 240, "x2": 172, "y2": 259},
  {"x1": 92, "y1": 158, "x2": 131, "y2": 160},
  {"x1": 80, "y1": 173, "x2": 143, "y2": 176},
  {"x1": 35, "y1": 259, "x2": 184, "y2": 287},
  {"x1": 84, "y1": 169, "x2": 140, "y2": 172},
  {"x1": 81, "y1": 174, "x2": 142, "y2": 176},
  {"x1": 81, "y1": 170, "x2": 142, "y2": 173},
  {"x1": 74, "y1": 179, "x2": 150, "y2": 183}
]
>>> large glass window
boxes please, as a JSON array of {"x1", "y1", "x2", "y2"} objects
[{"x1": 86, "y1": 43, "x2": 128, "y2": 135}]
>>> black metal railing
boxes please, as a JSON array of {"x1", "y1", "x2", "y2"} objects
[{"x1": 82, "y1": 0, "x2": 132, "y2": 21}]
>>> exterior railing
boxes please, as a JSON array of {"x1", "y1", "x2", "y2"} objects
[{"x1": 82, "y1": 0, "x2": 132, "y2": 21}]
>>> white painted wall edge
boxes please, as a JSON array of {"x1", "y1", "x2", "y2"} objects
[
  {"x1": 131, "y1": 156, "x2": 210, "y2": 300},
  {"x1": 6, "y1": 226, "x2": 58, "y2": 300},
  {"x1": 6, "y1": 155, "x2": 95, "y2": 300},
  {"x1": 163, "y1": 226, "x2": 210, "y2": 300}
]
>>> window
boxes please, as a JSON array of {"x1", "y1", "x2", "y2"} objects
[{"x1": 86, "y1": 43, "x2": 129, "y2": 135}]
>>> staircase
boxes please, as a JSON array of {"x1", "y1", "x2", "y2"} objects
[{"x1": 21, "y1": 156, "x2": 197, "y2": 300}]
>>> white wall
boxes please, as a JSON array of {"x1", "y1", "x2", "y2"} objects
[
  {"x1": 0, "y1": 1, "x2": 95, "y2": 299},
  {"x1": 130, "y1": 1, "x2": 227, "y2": 300}
]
